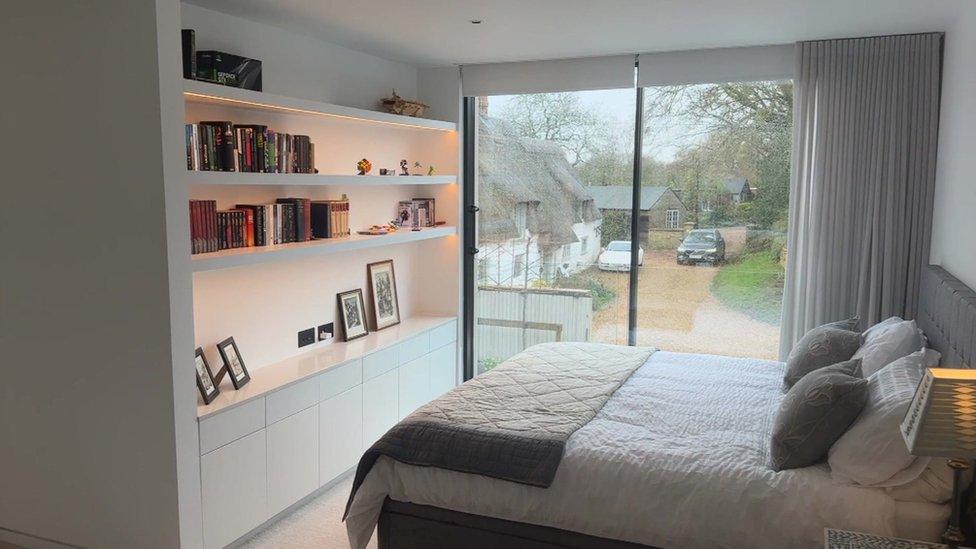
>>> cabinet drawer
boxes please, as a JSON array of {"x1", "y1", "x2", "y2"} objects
[
  {"x1": 320, "y1": 386, "x2": 364, "y2": 486},
  {"x1": 363, "y1": 369, "x2": 398, "y2": 446},
  {"x1": 429, "y1": 343, "x2": 458, "y2": 400},
  {"x1": 398, "y1": 355, "x2": 430, "y2": 419},
  {"x1": 267, "y1": 406, "x2": 319, "y2": 516},
  {"x1": 199, "y1": 398, "x2": 265, "y2": 455},
  {"x1": 397, "y1": 333, "x2": 428, "y2": 366},
  {"x1": 266, "y1": 375, "x2": 319, "y2": 425},
  {"x1": 319, "y1": 359, "x2": 362, "y2": 401},
  {"x1": 201, "y1": 429, "x2": 268, "y2": 549},
  {"x1": 363, "y1": 345, "x2": 397, "y2": 380},
  {"x1": 428, "y1": 320, "x2": 458, "y2": 350}
]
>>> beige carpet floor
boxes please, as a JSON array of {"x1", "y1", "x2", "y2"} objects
[{"x1": 239, "y1": 473, "x2": 375, "y2": 549}]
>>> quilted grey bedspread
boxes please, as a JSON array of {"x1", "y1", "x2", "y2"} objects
[{"x1": 344, "y1": 342, "x2": 655, "y2": 518}]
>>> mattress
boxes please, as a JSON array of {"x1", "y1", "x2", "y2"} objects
[{"x1": 346, "y1": 351, "x2": 948, "y2": 548}]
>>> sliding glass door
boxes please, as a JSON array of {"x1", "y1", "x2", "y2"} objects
[
  {"x1": 470, "y1": 89, "x2": 636, "y2": 375},
  {"x1": 462, "y1": 53, "x2": 794, "y2": 378},
  {"x1": 635, "y1": 81, "x2": 792, "y2": 359}
]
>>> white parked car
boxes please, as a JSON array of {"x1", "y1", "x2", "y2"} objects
[{"x1": 598, "y1": 240, "x2": 644, "y2": 271}]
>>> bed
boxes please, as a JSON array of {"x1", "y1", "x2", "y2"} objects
[{"x1": 345, "y1": 265, "x2": 975, "y2": 549}]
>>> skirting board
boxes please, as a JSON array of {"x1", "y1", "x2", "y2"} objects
[{"x1": 227, "y1": 465, "x2": 358, "y2": 548}]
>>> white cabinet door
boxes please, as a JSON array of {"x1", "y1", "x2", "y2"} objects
[
  {"x1": 319, "y1": 385, "x2": 364, "y2": 486},
  {"x1": 363, "y1": 369, "x2": 398, "y2": 446},
  {"x1": 266, "y1": 406, "x2": 319, "y2": 517},
  {"x1": 201, "y1": 429, "x2": 268, "y2": 549},
  {"x1": 428, "y1": 343, "x2": 458, "y2": 400},
  {"x1": 397, "y1": 355, "x2": 430, "y2": 419}
]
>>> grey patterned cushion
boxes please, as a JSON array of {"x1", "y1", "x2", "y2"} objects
[
  {"x1": 783, "y1": 324, "x2": 862, "y2": 388},
  {"x1": 770, "y1": 359, "x2": 867, "y2": 471},
  {"x1": 823, "y1": 316, "x2": 860, "y2": 332}
]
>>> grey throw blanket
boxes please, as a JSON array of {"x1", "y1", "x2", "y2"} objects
[{"x1": 344, "y1": 342, "x2": 655, "y2": 518}]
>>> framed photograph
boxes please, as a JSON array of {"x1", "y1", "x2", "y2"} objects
[
  {"x1": 413, "y1": 198, "x2": 435, "y2": 227},
  {"x1": 397, "y1": 201, "x2": 415, "y2": 227},
  {"x1": 337, "y1": 289, "x2": 369, "y2": 341},
  {"x1": 194, "y1": 347, "x2": 220, "y2": 404},
  {"x1": 217, "y1": 336, "x2": 250, "y2": 389},
  {"x1": 367, "y1": 260, "x2": 401, "y2": 330}
]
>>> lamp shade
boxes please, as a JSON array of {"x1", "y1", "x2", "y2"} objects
[{"x1": 901, "y1": 368, "x2": 976, "y2": 458}]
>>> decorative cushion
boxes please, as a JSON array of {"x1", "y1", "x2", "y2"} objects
[
  {"x1": 824, "y1": 316, "x2": 861, "y2": 332},
  {"x1": 853, "y1": 317, "x2": 928, "y2": 377},
  {"x1": 783, "y1": 324, "x2": 862, "y2": 388},
  {"x1": 828, "y1": 348, "x2": 941, "y2": 486},
  {"x1": 771, "y1": 359, "x2": 868, "y2": 471}
]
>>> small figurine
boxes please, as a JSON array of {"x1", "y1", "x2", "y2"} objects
[
  {"x1": 427, "y1": 165, "x2": 436, "y2": 176},
  {"x1": 357, "y1": 158, "x2": 372, "y2": 175},
  {"x1": 379, "y1": 168, "x2": 389, "y2": 176},
  {"x1": 400, "y1": 159, "x2": 409, "y2": 176},
  {"x1": 412, "y1": 161, "x2": 423, "y2": 175}
]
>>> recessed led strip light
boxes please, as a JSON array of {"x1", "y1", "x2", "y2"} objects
[{"x1": 183, "y1": 91, "x2": 456, "y2": 132}]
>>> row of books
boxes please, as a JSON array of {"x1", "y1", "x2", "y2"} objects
[
  {"x1": 189, "y1": 197, "x2": 350, "y2": 254},
  {"x1": 185, "y1": 122, "x2": 315, "y2": 173}
]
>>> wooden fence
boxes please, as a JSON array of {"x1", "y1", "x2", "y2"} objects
[{"x1": 475, "y1": 285, "x2": 593, "y2": 371}]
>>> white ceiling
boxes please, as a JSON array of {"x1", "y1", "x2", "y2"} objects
[{"x1": 184, "y1": 0, "x2": 964, "y2": 67}]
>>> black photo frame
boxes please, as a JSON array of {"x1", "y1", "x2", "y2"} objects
[
  {"x1": 194, "y1": 347, "x2": 220, "y2": 404},
  {"x1": 217, "y1": 336, "x2": 250, "y2": 389},
  {"x1": 337, "y1": 289, "x2": 369, "y2": 341}
]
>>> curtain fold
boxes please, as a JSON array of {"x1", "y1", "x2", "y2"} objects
[{"x1": 779, "y1": 33, "x2": 943, "y2": 359}]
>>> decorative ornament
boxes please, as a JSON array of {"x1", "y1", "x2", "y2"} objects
[
  {"x1": 357, "y1": 158, "x2": 372, "y2": 175},
  {"x1": 400, "y1": 159, "x2": 409, "y2": 176},
  {"x1": 427, "y1": 165, "x2": 436, "y2": 176},
  {"x1": 380, "y1": 90, "x2": 429, "y2": 117},
  {"x1": 412, "y1": 161, "x2": 422, "y2": 176}
]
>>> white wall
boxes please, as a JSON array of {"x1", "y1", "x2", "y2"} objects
[
  {"x1": 930, "y1": 4, "x2": 976, "y2": 289},
  {"x1": 0, "y1": 1, "x2": 190, "y2": 547},
  {"x1": 182, "y1": 2, "x2": 419, "y2": 111}
]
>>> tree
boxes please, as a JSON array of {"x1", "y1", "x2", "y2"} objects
[
  {"x1": 497, "y1": 93, "x2": 607, "y2": 166},
  {"x1": 642, "y1": 82, "x2": 793, "y2": 229}
]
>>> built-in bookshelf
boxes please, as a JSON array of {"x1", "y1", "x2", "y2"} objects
[{"x1": 191, "y1": 225, "x2": 456, "y2": 272}]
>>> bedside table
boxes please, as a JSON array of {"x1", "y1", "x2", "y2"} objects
[{"x1": 825, "y1": 529, "x2": 949, "y2": 548}]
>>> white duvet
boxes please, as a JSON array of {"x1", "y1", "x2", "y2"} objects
[{"x1": 346, "y1": 351, "x2": 943, "y2": 548}]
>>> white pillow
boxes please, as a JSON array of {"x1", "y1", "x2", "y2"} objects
[
  {"x1": 853, "y1": 317, "x2": 928, "y2": 377},
  {"x1": 828, "y1": 347, "x2": 941, "y2": 486},
  {"x1": 886, "y1": 459, "x2": 962, "y2": 504}
]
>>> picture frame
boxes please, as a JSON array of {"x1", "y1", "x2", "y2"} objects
[
  {"x1": 194, "y1": 347, "x2": 220, "y2": 405},
  {"x1": 217, "y1": 336, "x2": 250, "y2": 389},
  {"x1": 337, "y1": 289, "x2": 369, "y2": 341},
  {"x1": 367, "y1": 260, "x2": 401, "y2": 331}
]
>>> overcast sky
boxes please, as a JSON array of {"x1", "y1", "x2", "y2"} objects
[{"x1": 485, "y1": 88, "x2": 703, "y2": 163}]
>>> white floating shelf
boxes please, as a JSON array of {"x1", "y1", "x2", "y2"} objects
[
  {"x1": 184, "y1": 79, "x2": 457, "y2": 132},
  {"x1": 186, "y1": 171, "x2": 457, "y2": 187},
  {"x1": 191, "y1": 225, "x2": 456, "y2": 272}
]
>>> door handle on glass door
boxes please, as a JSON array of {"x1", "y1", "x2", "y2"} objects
[{"x1": 468, "y1": 247, "x2": 480, "y2": 255}]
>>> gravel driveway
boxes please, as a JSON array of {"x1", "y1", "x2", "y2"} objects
[{"x1": 589, "y1": 238, "x2": 781, "y2": 360}]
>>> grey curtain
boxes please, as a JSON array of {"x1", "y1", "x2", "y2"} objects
[{"x1": 779, "y1": 34, "x2": 943, "y2": 359}]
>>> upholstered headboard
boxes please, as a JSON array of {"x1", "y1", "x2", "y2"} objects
[{"x1": 918, "y1": 265, "x2": 976, "y2": 369}]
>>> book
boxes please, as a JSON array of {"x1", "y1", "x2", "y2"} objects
[
  {"x1": 200, "y1": 122, "x2": 236, "y2": 171},
  {"x1": 181, "y1": 29, "x2": 196, "y2": 80}
]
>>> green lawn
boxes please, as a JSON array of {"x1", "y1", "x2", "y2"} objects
[{"x1": 711, "y1": 250, "x2": 784, "y2": 324}]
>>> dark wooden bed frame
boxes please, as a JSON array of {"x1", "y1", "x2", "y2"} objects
[{"x1": 376, "y1": 265, "x2": 975, "y2": 549}]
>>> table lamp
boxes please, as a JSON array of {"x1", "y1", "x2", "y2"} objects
[{"x1": 901, "y1": 368, "x2": 976, "y2": 546}]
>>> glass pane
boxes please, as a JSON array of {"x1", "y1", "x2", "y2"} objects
[
  {"x1": 637, "y1": 81, "x2": 793, "y2": 359},
  {"x1": 474, "y1": 90, "x2": 636, "y2": 375}
]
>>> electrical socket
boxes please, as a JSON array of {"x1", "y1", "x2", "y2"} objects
[
  {"x1": 298, "y1": 327, "x2": 315, "y2": 348},
  {"x1": 317, "y1": 322, "x2": 334, "y2": 342}
]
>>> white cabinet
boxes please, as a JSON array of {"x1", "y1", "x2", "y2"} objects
[
  {"x1": 266, "y1": 406, "x2": 319, "y2": 516},
  {"x1": 398, "y1": 355, "x2": 430, "y2": 418},
  {"x1": 197, "y1": 319, "x2": 459, "y2": 546},
  {"x1": 363, "y1": 369, "x2": 398, "y2": 446},
  {"x1": 201, "y1": 429, "x2": 268, "y2": 549},
  {"x1": 319, "y1": 385, "x2": 364, "y2": 485},
  {"x1": 428, "y1": 343, "x2": 457, "y2": 400}
]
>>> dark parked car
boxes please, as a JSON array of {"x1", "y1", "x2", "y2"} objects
[{"x1": 677, "y1": 229, "x2": 726, "y2": 265}]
